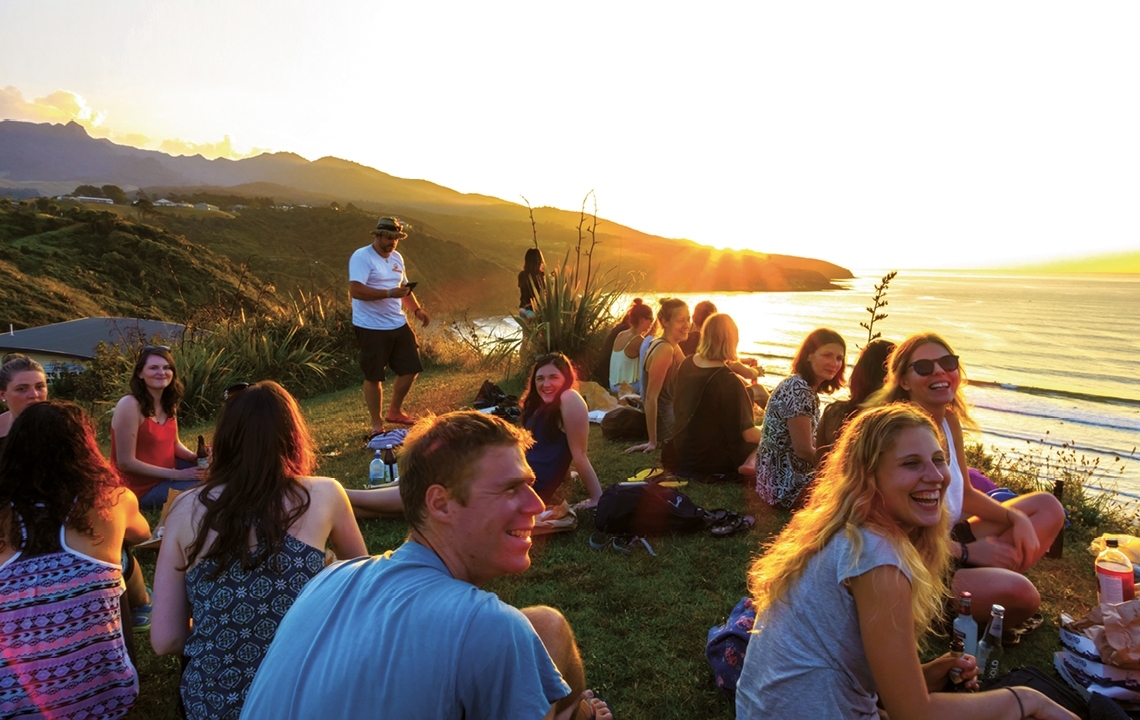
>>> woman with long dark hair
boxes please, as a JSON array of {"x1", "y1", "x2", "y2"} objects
[
  {"x1": 111, "y1": 346, "x2": 203, "y2": 509},
  {"x1": 151, "y1": 381, "x2": 367, "y2": 720},
  {"x1": 0, "y1": 401, "x2": 150, "y2": 718},
  {"x1": 755, "y1": 328, "x2": 846, "y2": 508},
  {"x1": 866, "y1": 333, "x2": 1064, "y2": 628},
  {"x1": 736, "y1": 404, "x2": 1076, "y2": 720},
  {"x1": 815, "y1": 338, "x2": 896, "y2": 457},
  {"x1": 626, "y1": 298, "x2": 690, "y2": 454},
  {"x1": 519, "y1": 352, "x2": 604, "y2": 508}
]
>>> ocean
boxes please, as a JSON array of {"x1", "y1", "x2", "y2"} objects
[{"x1": 659, "y1": 270, "x2": 1140, "y2": 496}]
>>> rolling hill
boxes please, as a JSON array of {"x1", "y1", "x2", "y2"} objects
[{"x1": 0, "y1": 119, "x2": 854, "y2": 325}]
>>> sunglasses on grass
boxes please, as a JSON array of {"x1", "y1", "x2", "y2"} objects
[{"x1": 908, "y1": 355, "x2": 960, "y2": 376}]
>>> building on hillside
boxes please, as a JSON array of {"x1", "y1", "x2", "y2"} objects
[
  {"x1": 193, "y1": 203, "x2": 219, "y2": 211},
  {"x1": 75, "y1": 196, "x2": 114, "y2": 204},
  {"x1": 174, "y1": 202, "x2": 194, "y2": 208},
  {"x1": 0, "y1": 317, "x2": 188, "y2": 377},
  {"x1": 154, "y1": 198, "x2": 176, "y2": 206}
]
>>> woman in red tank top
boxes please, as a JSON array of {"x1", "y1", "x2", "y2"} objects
[{"x1": 110, "y1": 346, "x2": 203, "y2": 509}]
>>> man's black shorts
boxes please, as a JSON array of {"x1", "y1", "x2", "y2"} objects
[{"x1": 354, "y1": 324, "x2": 423, "y2": 382}]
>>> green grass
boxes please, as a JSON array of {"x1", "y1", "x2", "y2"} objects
[{"x1": 125, "y1": 367, "x2": 1110, "y2": 720}]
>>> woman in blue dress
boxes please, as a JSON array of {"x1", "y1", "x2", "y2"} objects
[
  {"x1": 519, "y1": 352, "x2": 604, "y2": 509},
  {"x1": 151, "y1": 381, "x2": 367, "y2": 720}
]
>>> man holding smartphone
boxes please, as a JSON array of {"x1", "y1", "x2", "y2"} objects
[{"x1": 348, "y1": 216, "x2": 431, "y2": 436}]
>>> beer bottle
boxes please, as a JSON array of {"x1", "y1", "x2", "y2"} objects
[
  {"x1": 948, "y1": 635, "x2": 966, "y2": 688},
  {"x1": 975, "y1": 604, "x2": 1005, "y2": 681},
  {"x1": 196, "y1": 435, "x2": 208, "y2": 469}
]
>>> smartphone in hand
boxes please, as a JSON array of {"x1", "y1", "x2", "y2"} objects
[{"x1": 404, "y1": 281, "x2": 418, "y2": 290}]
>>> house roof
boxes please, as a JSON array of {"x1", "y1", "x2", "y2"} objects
[{"x1": 0, "y1": 317, "x2": 188, "y2": 360}]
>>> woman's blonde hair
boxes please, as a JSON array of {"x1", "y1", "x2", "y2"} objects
[
  {"x1": 696, "y1": 313, "x2": 738, "y2": 363},
  {"x1": 747, "y1": 404, "x2": 951, "y2": 637},
  {"x1": 864, "y1": 332, "x2": 975, "y2": 428}
]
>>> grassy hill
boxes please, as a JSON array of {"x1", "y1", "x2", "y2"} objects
[
  {"x1": 1, "y1": 121, "x2": 854, "y2": 305},
  {"x1": 0, "y1": 201, "x2": 278, "y2": 329}
]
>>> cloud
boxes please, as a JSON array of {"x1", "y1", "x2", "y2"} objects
[
  {"x1": 159, "y1": 135, "x2": 270, "y2": 160},
  {"x1": 0, "y1": 86, "x2": 106, "y2": 127},
  {"x1": 0, "y1": 86, "x2": 268, "y2": 160}
]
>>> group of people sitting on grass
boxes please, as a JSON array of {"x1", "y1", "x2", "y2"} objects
[{"x1": 0, "y1": 300, "x2": 1075, "y2": 718}]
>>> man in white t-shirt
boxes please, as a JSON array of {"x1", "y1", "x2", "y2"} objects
[{"x1": 348, "y1": 217, "x2": 431, "y2": 436}]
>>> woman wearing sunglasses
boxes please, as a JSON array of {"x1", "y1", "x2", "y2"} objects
[
  {"x1": 867, "y1": 333, "x2": 1064, "y2": 629},
  {"x1": 111, "y1": 346, "x2": 204, "y2": 509}
]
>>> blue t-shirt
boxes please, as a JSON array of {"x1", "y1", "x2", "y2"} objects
[{"x1": 240, "y1": 542, "x2": 570, "y2": 720}]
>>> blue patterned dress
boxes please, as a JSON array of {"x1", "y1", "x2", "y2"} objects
[{"x1": 180, "y1": 533, "x2": 327, "y2": 720}]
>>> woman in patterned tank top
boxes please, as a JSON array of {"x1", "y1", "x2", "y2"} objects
[
  {"x1": 151, "y1": 381, "x2": 367, "y2": 720},
  {"x1": 0, "y1": 401, "x2": 152, "y2": 719}
]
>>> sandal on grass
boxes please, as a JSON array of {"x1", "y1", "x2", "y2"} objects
[
  {"x1": 588, "y1": 532, "x2": 657, "y2": 557},
  {"x1": 1003, "y1": 612, "x2": 1044, "y2": 647},
  {"x1": 582, "y1": 689, "x2": 612, "y2": 720},
  {"x1": 710, "y1": 514, "x2": 755, "y2": 538}
]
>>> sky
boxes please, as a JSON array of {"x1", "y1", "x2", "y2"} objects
[{"x1": 2, "y1": 1, "x2": 1138, "y2": 271}]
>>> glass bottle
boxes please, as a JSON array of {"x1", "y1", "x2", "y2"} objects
[
  {"x1": 952, "y1": 591, "x2": 979, "y2": 658},
  {"x1": 975, "y1": 604, "x2": 1004, "y2": 681},
  {"x1": 196, "y1": 435, "x2": 209, "y2": 469}
]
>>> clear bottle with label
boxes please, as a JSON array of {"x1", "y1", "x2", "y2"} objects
[
  {"x1": 952, "y1": 591, "x2": 979, "y2": 659},
  {"x1": 1096, "y1": 537, "x2": 1136, "y2": 605},
  {"x1": 368, "y1": 450, "x2": 385, "y2": 488},
  {"x1": 975, "y1": 604, "x2": 1004, "y2": 681}
]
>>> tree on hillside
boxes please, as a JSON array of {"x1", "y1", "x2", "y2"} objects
[
  {"x1": 101, "y1": 185, "x2": 128, "y2": 205},
  {"x1": 133, "y1": 198, "x2": 156, "y2": 221},
  {"x1": 329, "y1": 201, "x2": 340, "y2": 210},
  {"x1": 72, "y1": 184, "x2": 104, "y2": 198}
]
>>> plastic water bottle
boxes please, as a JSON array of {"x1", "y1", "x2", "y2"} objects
[
  {"x1": 975, "y1": 604, "x2": 1005, "y2": 680},
  {"x1": 1096, "y1": 537, "x2": 1136, "y2": 605},
  {"x1": 952, "y1": 591, "x2": 979, "y2": 659},
  {"x1": 368, "y1": 450, "x2": 385, "y2": 487}
]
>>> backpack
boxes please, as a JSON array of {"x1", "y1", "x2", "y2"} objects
[
  {"x1": 594, "y1": 482, "x2": 707, "y2": 536},
  {"x1": 600, "y1": 405, "x2": 648, "y2": 441}
]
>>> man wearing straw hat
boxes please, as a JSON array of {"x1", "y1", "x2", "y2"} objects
[{"x1": 348, "y1": 216, "x2": 430, "y2": 437}]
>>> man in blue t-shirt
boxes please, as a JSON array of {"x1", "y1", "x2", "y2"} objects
[
  {"x1": 348, "y1": 216, "x2": 431, "y2": 436},
  {"x1": 241, "y1": 412, "x2": 611, "y2": 720}
]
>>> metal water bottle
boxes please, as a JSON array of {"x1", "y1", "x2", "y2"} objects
[{"x1": 975, "y1": 604, "x2": 1005, "y2": 681}]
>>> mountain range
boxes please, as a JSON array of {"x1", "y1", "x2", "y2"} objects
[{"x1": 0, "y1": 119, "x2": 852, "y2": 317}]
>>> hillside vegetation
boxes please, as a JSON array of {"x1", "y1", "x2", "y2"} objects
[
  {"x1": 1, "y1": 120, "x2": 854, "y2": 308},
  {"x1": 0, "y1": 202, "x2": 276, "y2": 328}
]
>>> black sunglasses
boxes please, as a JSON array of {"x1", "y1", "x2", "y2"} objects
[
  {"x1": 224, "y1": 382, "x2": 251, "y2": 401},
  {"x1": 908, "y1": 355, "x2": 960, "y2": 377}
]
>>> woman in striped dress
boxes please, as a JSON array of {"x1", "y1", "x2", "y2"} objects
[{"x1": 0, "y1": 401, "x2": 151, "y2": 719}]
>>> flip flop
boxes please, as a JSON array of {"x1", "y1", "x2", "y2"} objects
[
  {"x1": 711, "y1": 514, "x2": 755, "y2": 538},
  {"x1": 385, "y1": 413, "x2": 418, "y2": 426},
  {"x1": 582, "y1": 690, "x2": 612, "y2": 720}
]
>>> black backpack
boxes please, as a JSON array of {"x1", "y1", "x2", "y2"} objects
[{"x1": 594, "y1": 482, "x2": 707, "y2": 536}]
